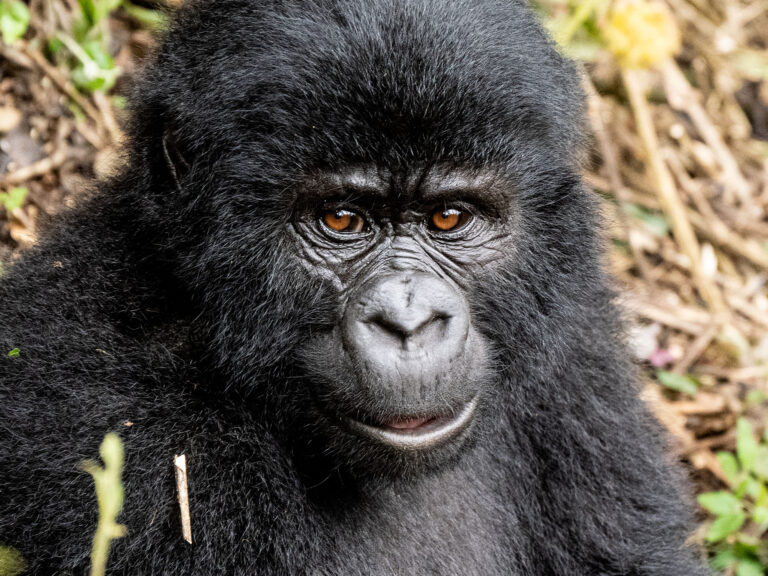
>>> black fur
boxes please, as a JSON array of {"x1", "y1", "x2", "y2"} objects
[{"x1": 0, "y1": 0, "x2": 708, "y2": 574}]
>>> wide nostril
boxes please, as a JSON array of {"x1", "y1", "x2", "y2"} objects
[
  {"x1": 367, "y1": 310, "x2": 449, "y2": 341},
  {"x1": 345, "y1": 273, "x2": 468, "y2": 354}
]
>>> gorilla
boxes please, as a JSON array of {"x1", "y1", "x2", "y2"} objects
[{"x1": 0, "y1": 0, "x2": 708, "y2": 574}]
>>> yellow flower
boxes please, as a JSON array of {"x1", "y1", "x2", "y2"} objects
[{"x1": 604, "y1": 0, "x2": 681, "y2": 68}]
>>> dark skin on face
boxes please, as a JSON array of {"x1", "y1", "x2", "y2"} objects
[
  {"x1": 290, "y1": 165, "x2": 517, "y2": 455},
  {"x1": 291, "y1": 166, "x2": 517, "y2": 287}
]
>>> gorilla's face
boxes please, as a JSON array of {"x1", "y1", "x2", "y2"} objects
[
  {"x1": 147, "y1": 0, "x2": 584, "y2": 479},
  {"x1": 290, "y1": 165, "x2": 518, "y2": 473}
]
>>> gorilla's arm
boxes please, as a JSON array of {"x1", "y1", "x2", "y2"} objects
[
  {"x1": 0, "y1": 198, "x2": 178, "y2": 571},
  {"x1": 496, "y1": 298, "x2": 708, "y2": 575},
  {"x1": 0, "y1": 197, "x2": 326, "y2": 575}
]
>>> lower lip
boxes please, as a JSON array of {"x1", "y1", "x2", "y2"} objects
[{"x1": 346, "y1": 397, "x2": 479, "y2": 451}]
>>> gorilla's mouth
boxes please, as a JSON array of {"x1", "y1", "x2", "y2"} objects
[{"x1": 345, "y1": 397, "x2": 478, "y2": 451}]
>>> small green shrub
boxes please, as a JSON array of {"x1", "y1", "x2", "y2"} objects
[
  {"x1": 0, "y1": 187, "x2": 28, "y2": 214},
  {"x1": 50, "y1": 0, "x2": 164, "y2": 93},
  {"x1": 0, "y1": 0, "x2": 29, "y2": 45},
  {"x1": 698, "y1": 418, "x2": 768, "y2": 575},
  {"x1": 0, "y1": 545, "x2": 26, "y2": 576},
  {"x1": 82, "y1": 432, "x2": 126, "y2": 576}
]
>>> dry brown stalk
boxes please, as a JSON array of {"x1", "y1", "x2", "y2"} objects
[
  {"x1": 673, "y1": 323, "x2": 719, "y2": 374},
  {"x1": 661, "y1": 61, "x2": 753, "y2": 208},
  {"x1": 585, "y1": 173, "x2": 768, "y2": 271},
  {"x1": 622, "y1": 67, "x2": 726, "y2": 315},
  {"x1": 0, "y1": 149, "x2": 68, "y2": 186},
  {"x1": 583, "y1": 72, "x2": 654, "y2": 279}
]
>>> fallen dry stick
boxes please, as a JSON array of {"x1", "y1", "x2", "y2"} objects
[
  {"x1": 174, "y1": 454, "x2": 192, "y2": 544},
  {"x1": 673, "y1": 323, "x2": 719, "y2": 374},
  {"x1": 622, "y1": 67, "x2": 726, "y2": 315},
  {"x1": 633, "y1": 300, "x2": 709, "y2": 335},
  {"x1": 0, "y1": 149, "x2": 68, "y2": 186},
  {"x1": 661, "y1": 61, "x2": 752, "y2": 207},
  {"x1": 585, "y1": 173, "x2": 768, "y2": 271}
]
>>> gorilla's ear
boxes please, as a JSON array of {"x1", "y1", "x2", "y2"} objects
[{"x1": 162, "y1": 127, "x2": 191, "y2": 192}]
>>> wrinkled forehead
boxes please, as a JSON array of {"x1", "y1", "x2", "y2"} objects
[{"x1": 293, "y1": 164, "x2": 511, "y2": 208}]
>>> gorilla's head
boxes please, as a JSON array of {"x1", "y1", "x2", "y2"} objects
[{"x1": 130, "y1": 0, "x2": 590, "y2": 477}]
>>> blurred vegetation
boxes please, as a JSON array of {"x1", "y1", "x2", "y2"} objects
[
  {"x1": 0, "y1": 0, "x2": 766, "y2": 573},
  {"x1": 0, "y1": 1, "x2": 29, "y2": 45},
  {"x1": 81, "y1": 432, "x2": 127, "y2": 576},
  {"x1": 537, "y1": 0, "x2": 768, "y2": 572},
  {"x1": 0, "y1": 545, "x2": 26, "y2": 576},
  {"x1": 699, "y1": 418, "x2": 768, "y2": 574},
  {"x1": 0, "y1": 433, "x2": 126, "y2": 576}
]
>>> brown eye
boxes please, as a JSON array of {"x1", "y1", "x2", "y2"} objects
[
  {"x1": 322, "y1": 209, "x2": 366, "y2": 234},
  {"x1": 430, "y1": 208, "x2": 471, "y2": 232}
]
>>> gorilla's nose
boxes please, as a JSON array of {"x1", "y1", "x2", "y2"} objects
[
  {"x1": 345, "y1": 274, "x2": 469, "y2": 355},
  {"x1": 365, "y1": 282, "x2": 449, "y2": 348}
]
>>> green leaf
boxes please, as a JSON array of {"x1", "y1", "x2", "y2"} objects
[
  {"x1": 735, "y1": 477, "x2": 763, "y2": 500},
  {"x1": 737, "y1": 418, "x2": 759, "y2": 473},
  {"x1": 8, "y1": 347, "x2": 19, "y2": 358},
  {"x1": 71, "y1": 40, "x2": 120, "y2": 93},
  {"x1": 82, "y1": 40, "x2": 113, "y2": 69},
  {"x1": 698, "y1": 491, "x2": 743, "y2": 516},
  {"x1": 0, "y1": 546, "x2": 26, "y2": 576},
  {"x1": 0, "y1": 186, "x2": 27, "y2": 213},
  {"x1": 48, "y1": 36, "x2": 65, "y2": 54},
  {"x1": 753, "y1": 505, "x2": 768, "y2": 527},
  {"x1": 734, "y1": 535, "x2": 761, "y2": 550},
  {"x1": 755, "y1": 482, "x2": 768, "y2": 507},
  {"x1": 77, "y1": 0, "x2": 120, "y2": 28},
  {"x1": 717, "y1": 451, "x2": 741, "y2": 486},
  {"x1": 746, "y1": 477, "x2": 763, "y2": 500},
  {"x1": 71, "y1": 14, "x2": 91, "y2": 43},
  {"x1": 623, "y1": 203, "x2": 670, "y2": 237},
  {"x1": 0, "y1": 0, "x2": 30, "y2": 45},
  {"x1": 121, "y1": 0, "x2": 168, "y2": 30},
  {"x1": 100, "y1": 0, "x2": 121, "y2": 24},
  {"x1": 711, "y1": 550, "x2": 738, "y2": 571},
  {"x1": 77, "y1": 0, "x2": 97, "y2": 26},
  {"x1": 736, "y1": 559, "x2": 766, "y2": 576},
  {"x1": 656, "y1": 370, "x2": 699, "y2": 396},
  {"x1": 753, "y1": 446, "x2": 768, "y2": 480},
  {"x1": 706, "y1": 512, "x2": 746, "y2": 542},
  {"x1": 745, "y1": 389, "x2": 767, "y2": 407}
]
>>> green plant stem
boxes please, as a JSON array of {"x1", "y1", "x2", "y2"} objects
[{"x1": 557, "y1": 0, "x2": 602, "y2": 45}]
